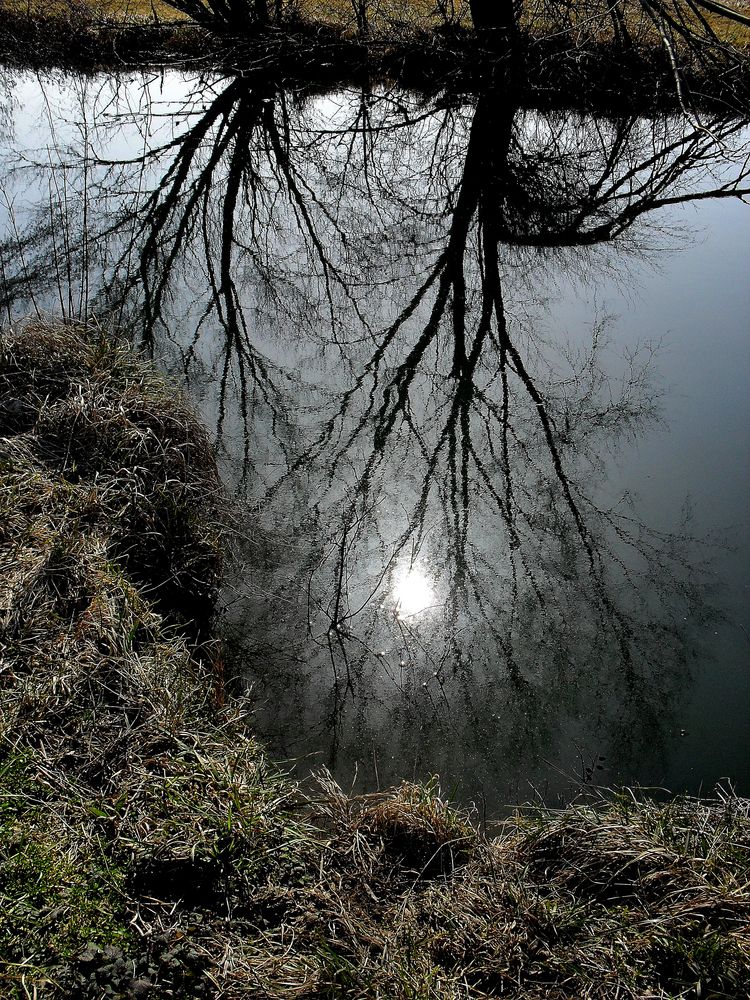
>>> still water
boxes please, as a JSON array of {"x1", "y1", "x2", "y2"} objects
[{"x1": 1, "y1": 69, "x2": 748, "y2": 808}]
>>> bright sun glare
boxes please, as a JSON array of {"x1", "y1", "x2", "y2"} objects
[{"x1": 392, "y1": 567, "x2": 434, "y2": 617}]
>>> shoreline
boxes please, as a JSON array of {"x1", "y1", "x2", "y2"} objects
[
  {"x1": 1, "y1": 320, "x2": 748, "y2": 998},
  {"x1": 1, "y1": 5, "x2": 749, "y2": 112}
]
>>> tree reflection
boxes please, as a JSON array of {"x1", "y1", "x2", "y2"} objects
[{"x1": 1, "y1": 74, "x2": 747, "y2": 802}]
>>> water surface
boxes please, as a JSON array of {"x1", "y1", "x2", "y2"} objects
[{"x1": 1, "y1": 69, "x2": 748, "y2": 808}]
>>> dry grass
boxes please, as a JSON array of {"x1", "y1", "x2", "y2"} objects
[
  {"x1": 0, "y1": 0, "x2": 747, "y2": 104},
  {"x1": 1, "y1": 0, "x2": 181, "y2": 21},
  {"x1": 1, "y1": 321, "x2": 749, "y2": 999},
  {"x1": 0, "y1": 320, "x2": 224, "y2": 631},
  {"x1": 2, "y1": 0, "x2": 747, "y2": 43},
  {"x1": 0, "y1": 0, "x2": 747, "y2": 109},
  {"x1": 0, "y1": 0, "x2": 436, "y2": 26}
]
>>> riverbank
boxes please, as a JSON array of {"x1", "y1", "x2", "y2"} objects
[
  {"x1": 1, "y1": 320, "x2": 749, "y2": 999},
  {"x1": 1, "y1": 0, "x2": 749, "y2": 111}
]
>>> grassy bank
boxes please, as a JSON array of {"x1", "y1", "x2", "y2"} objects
[
  {"x1": 1, "y1": 320, "x2": 749, "y2": 999},
  {"x1": 4, "y1": 0, "x2": 749, "y2": 40},
  {"x1": 1, "y1": 0, "x2": 749, "y2": 111}
]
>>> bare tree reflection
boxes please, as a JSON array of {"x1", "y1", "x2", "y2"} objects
[
  {"x1": 212, "y1": 89, "x2": 748, "y2": 799},
  {"x1": 1, "y1": 74, "x2": 747, "y2": 802}
]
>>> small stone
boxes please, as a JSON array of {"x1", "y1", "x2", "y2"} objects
[{"x1": 78, "y1": 944, "x2": 101, "y2": 965}]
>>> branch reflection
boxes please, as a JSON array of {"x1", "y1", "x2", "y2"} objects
[{"x1": 1, "y1": 73, "x2": 747, "y2": 803}]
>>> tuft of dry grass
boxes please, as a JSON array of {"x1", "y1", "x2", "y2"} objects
[
  {"x1": 1, "y1": 320, "x2": 749, "y2": 999},
  {"x1": 0, "y1": 319, "x2": 224, "y2": 630}
]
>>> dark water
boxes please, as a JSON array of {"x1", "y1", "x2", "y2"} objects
[{"x1": 1, "y1": 70, "x2": 748, "y2": 808}]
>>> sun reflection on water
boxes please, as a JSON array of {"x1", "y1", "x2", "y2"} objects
[{"x1": 392, "y1": 567, "x2": 434, "y2": 617}]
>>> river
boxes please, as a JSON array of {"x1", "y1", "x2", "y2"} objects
[{"x1": 1, "y1": 68, "x2": 748, "y2": 809}]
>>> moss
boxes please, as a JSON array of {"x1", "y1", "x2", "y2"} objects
[{"x1": 0, "y1": 755, "x2": 132, "y2": 996}]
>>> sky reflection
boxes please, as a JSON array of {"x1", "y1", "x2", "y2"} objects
[{"x1": 0, "y1": 71, "x2": 747, "y2": 807}]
